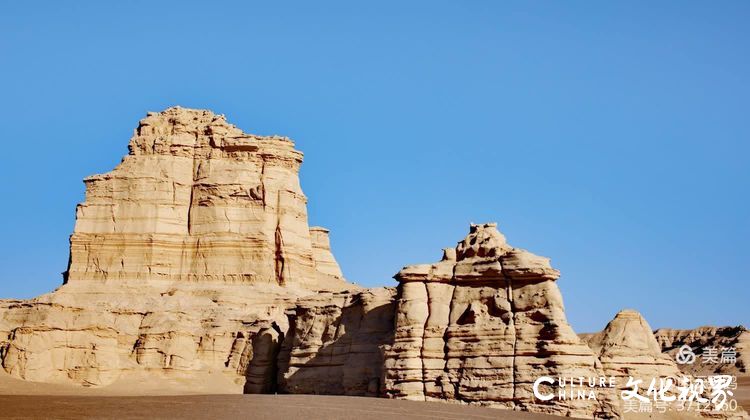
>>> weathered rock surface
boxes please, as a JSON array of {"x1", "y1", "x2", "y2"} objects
[
  {"x1": 382, "y1": 223, "x2": 621, "y2": 418},
  {"x1": 277, "y1": 288, "x2": 396, "y2": 396},
  {"x1": 654, "y1": 326, "x2": 748, "y2": 378},
  {"x1": 66, "y1": 106, "x2": 345, "y2": 289},
  {"x1": 0, "y1": 282, "x2": 293, "y2": 388}
]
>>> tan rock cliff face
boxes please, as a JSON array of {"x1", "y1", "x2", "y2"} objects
[
  {"x1": 381, "y1": 223, "x2": 621, "y2": 419},
  {"x1": 66, "y1": 106, "x2": 344, "y2": 289},
  {"x1": 0, "y1": 282, "x2": 295, "y2": 388}
]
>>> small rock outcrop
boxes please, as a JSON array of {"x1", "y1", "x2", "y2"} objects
[
  {"x1": 654, "y1": 326, "x2": 748, "y2": 377},
  {"x1": 583, "y1": 310, "x2": 682, "y2": 384},
  {"x1": 583, "y1": 311, "x2": 748, "y2": 419},
  {"x1": 309, "y1": 227, "x2": 345, "y2": 281}
]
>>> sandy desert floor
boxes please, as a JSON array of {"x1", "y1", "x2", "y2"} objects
[
  {"x1": 0, "y1": 370, "x2": 559, "y2": 419},
  {"x1": 737, "y1": 376, "x2": 750, "y2": 413},
  {"x1": 0, "y1": 373, "x2": 746, "y2": 419}
]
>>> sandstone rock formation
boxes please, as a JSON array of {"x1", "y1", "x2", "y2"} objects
[
  {"x1": 0, "y1": 107, "x2": 351, "y2": 390},
  {"x1": 382, "y1": 223, "x2": 621, "y2": 418},
  {"x1": 654, "y1": 326, "x2": 748, "y2": 378},
  {"x1": 6, "y1": 106, "x2": 746, "y2": 419}
]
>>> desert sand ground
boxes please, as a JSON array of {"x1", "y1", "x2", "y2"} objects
[
  {"x1": 0, "y1": 371, "x2": 560, "y2": 419},
  {"x1": 0, "y1": 372, "x2": 746, "y2": 419},
  {"x1": 737, "y1": 376, "x2": 750, "y2": 414}
]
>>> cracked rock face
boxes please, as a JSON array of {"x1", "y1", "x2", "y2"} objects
[
  {"x1": 382, "y1": 223, "x2": 621, "y2": 419},
  {"x1": 277, "y1": 288, "x2": 396, "y2": 396},
  {"x1": 67, "y1": 106, "x2": 346, "y2": 289}
]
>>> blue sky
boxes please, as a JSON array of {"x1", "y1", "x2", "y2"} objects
[{"x1": 0, "y1": 1, "x2": 747, "y2": 332}]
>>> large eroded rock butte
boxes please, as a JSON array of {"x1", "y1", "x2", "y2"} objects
[
  {"x1": 0, "y1": 107, "x2": 746, "y2": 419},
  {"x1": 0, "y1": 107, "x2": 352, "y2": 389}
]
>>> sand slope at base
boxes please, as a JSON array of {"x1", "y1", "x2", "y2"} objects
[{"x1": 0, "y1": 370, "x2": 240, "y2": 396}]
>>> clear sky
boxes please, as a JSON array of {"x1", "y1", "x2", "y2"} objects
[{"x1": 0, "y1": 1, "x2": 747, "y2": 332}]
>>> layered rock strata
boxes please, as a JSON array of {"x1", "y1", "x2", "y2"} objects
[
  {"x1": 381, "y1": 223, "x2": 621, "y2": 418},
  {"x1": 66, "y1": 106, "x2": 344, "y2": 289}
]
